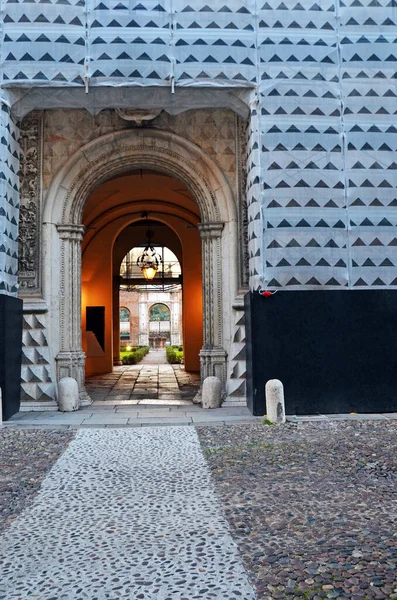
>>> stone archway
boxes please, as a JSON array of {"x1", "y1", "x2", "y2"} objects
[{"x1": 43, "y1": 128, "x2": 238, "y2": 404}]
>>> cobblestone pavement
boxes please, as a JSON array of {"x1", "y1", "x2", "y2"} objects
[
  {"x1": 0, "y1": 429, "x2": 75, "y2": 533},
  {"x1": 0, "y1": 427, "x2": 255, "y2": 600},
  {"x1": 197, "y1": 421, "x2": 397, "y2": 600},
  {"x1": 85, "y1": 354, "x2": 200, "y2": 404}
]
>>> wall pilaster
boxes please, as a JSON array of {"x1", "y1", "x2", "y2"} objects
[
  {"x1": 198, "y1": 222, "x2": 227, "y2": 387},
  {"x1": 55, "y1": 224, "x2": 90, "y2": 405}
]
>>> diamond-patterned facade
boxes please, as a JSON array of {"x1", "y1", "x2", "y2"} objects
[
  {"x1": 0, "y1": 103, "x2": 20, "y2": 296},
  {"x1": 0, "y1": 0, "x2": 396, "y2": 294}
]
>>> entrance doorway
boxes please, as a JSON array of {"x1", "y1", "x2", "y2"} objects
[
  {"x1": 44, "y1": 128, "x2": 237, "y2": 405},
  {"x1": 81, "y1": 171, "x2": 203, "y2": 399},
  {"x1": 117, "y1": 236, "x2": 182, "y2": 352}
]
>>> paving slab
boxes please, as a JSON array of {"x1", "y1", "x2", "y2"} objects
[
  {"x1": 82, "y1": 417, "x2": 130, "y2": 425},
  {"x1": 84, "y1": 357, "x2": 200, "y2": 404},
  {"x1": 131, "y1": 417, "x2": 193, "y2": 426}
]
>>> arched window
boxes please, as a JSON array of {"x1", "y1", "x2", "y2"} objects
[
  {"x1": 149, "y1": 303, "x2": 171, "y2": 322},
  {"x1": 120, "y1": 307, "x2": 130, "y2": 340},
  {"x1": 149, "y1": 304, "x2": 171, "y2": 348},
  {"x1": 120, "y1": 307, "x2": 130, "y2": 322}
]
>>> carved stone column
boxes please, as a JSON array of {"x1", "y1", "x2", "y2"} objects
[
  {"x1": 198, "y1": 222, "x2": 227, "y2": 388},
  {"x1": 55, "y1": 224, "x2": 90, "y2": 406}
]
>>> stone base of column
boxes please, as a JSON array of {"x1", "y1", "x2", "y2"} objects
[
  {"x1": 79, "y1": 390, "x2": 93, "y2": 406},
  {"x1": 56, "y1": 350, "x2": 87, "y2": 409},
  {"x1": 199, "y1": 347, "x2": 227, "y2": 389}
]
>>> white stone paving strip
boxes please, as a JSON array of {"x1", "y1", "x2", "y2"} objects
[{"x1": 0, "y1": 427, "x2": 256, "y2": 600}]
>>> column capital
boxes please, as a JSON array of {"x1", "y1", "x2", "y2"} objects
[
  {"x1": 57, "y1": 224, "x2": 85, "y2": 241},
  {"x1": 197, "y1": 222, "x2": 224, "y2": 240}
]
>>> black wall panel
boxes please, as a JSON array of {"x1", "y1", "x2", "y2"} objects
[
  {"x1": 86, "y1": 306, "x2": 105, "y2": 351},
  {"x1": 245, "y1": 290, "x2": 397, "y2": 416},
  {"x1": 0, "y1": 295, "x2": 23, "y2": 421}
]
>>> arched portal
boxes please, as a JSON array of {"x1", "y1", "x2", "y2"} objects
[
  {"x1": 43, "y1": 128, "x2": 238, "y2": 404},
  {"x1": 148, "y1": 303, "x2": 171, "y2": 349}
]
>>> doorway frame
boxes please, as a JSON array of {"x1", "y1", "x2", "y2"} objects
[{"x1": 43, "y1": 128, "x2": 238, "y2": 403}]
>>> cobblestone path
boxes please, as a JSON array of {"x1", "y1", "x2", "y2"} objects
[
  {"x1": 0, "y1": 429, "x2": 75, "y2": 533},
  {"x1": 0, "y1": 427, "x2": 256, "y2": 600},
  {"x1": 198, "y1": 421, "x2": 397, "y2": 600}
]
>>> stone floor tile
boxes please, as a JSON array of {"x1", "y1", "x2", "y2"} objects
[
  {"x1": 130, "y1": 409, "x2": 172, "y2": 416},
  {"x1": 133, "y1": 417, "x2": 193, "y2": 425},
  {"x1": 113, "y1": 400, "x2": 140, "y2": 406},
  {"x1": 136, "y1": 411, "x2": 192, "y2": 419},
  {"x1": 82, "y1": 417, "x2": 129, "y2": 424}
]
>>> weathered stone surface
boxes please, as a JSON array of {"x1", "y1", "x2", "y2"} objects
[
  {"x1": 58, "y1": 377, "x2": 79, "y2": 412},
  {"x1": 198, "y1": 420, "x2": 397, "y2": 600},
  {"x1": 42, "y1": 109, "x2": 237, "y2": 192},
  {"x1": 0, "y1": 429, "x2": 74, "y2": 533},
  {"x1": 202, "y1": 376, "x2": 222, "y2": 409},
  {"x1": 265, "y1": 379, "x2": 286, "y2": 424}
]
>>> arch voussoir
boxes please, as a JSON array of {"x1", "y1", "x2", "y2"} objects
[{"x1": 49, "y1": 129, "x2": 237, "y2": 227}]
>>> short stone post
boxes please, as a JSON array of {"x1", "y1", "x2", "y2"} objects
[
  {"x1": 202, "y1": 376, "x2": 222, "y2": 409},
  {"x1": 265, "y1": 379, "x2": 286, "y2": 424},
  {"x1": 58, "y1": 377, "x2": 79, "y2": 412}
]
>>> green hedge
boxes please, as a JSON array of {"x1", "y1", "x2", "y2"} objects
[
  {"x1": 121, "y1": 346, "x2": 150, "y2": 365},
  {"x1": 166, "y1": 345, "x2": 184, "y2": 364}
]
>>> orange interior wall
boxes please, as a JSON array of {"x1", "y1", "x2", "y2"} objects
[
  {"x1": 82, "y1": 232, "x2": 114, "y2": 377},
  {"x1": 179, "y1": 228, "x2": 202, "y2": 372}
]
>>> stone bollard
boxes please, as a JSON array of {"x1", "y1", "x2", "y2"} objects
[
  {"x1": 58, "y1": 377, "x2": 79, "y2": 412},
  {"x1": 202, "y1": 376, "x2": 222, "y2": 409},
  {"x1": 265, "y1": 379, "x2": 286, "y2": 424}
]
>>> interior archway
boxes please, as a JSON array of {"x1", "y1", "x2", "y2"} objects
[{"x1": 81, "y1": 170, "x2": 202, "y2": 379}]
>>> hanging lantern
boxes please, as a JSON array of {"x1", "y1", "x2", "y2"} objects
[{"x1": 136, "y1": 226, "x2": 162, "y2": 281}]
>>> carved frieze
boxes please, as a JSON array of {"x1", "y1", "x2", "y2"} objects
[
  {"x1": 18, "y1": 113, "x2": 42, "y2": 294},
  {"x1": 236, "y1": 115, "x2": 249, "y2": 290}
]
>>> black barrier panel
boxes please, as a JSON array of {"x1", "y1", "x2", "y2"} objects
[
  {"x1": 86, "y1": 306, "x2": 105, "y2": 351},
  {"x1": 0, "y1": 295, "x2": 23, "y2": 421},
  {"x1": 245, "y1": 290, "x2": 397, "y2": 416}
]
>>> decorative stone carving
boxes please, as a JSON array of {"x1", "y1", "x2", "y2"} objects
[
  {"x1": 197, "y1": 222, "x2": 227, "y2": 389},
  {"x1": 115, "y1": 108, "x2": 162, "y2": 125},
  {"x1": 43, "y1": 129, "x2": 236, "y2": 404},
  {"x1": 56, "y1": 224, "x2": 91, "y2": 406},
  {"x1": 236, "y1": 115, "x2": 249, "y2": 290},
  {"x1": 18, "y1": 113, "x2": 42, "y2": 294},
  {"x1": 224, "y1": 295, "x2": 247, "y2": 406},
  {"x1": 20, "y1": 305, "x2": 56, "y2": 405}
]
